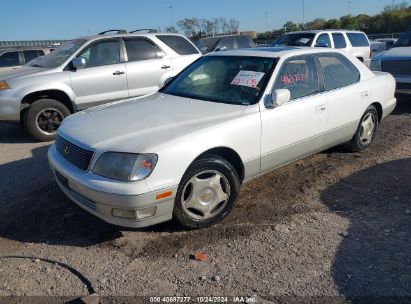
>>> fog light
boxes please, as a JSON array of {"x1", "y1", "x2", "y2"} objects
[
  {"x1": 136, "y1": 207, "x2": 157, "y2": 219},
  {"x1": 112, "y1": 209, "x2": 137, "y2": 219}
]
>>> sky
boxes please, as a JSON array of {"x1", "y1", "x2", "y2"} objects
[{"x1": 0, "y1": 0, "x2": 403, "y2": 40}]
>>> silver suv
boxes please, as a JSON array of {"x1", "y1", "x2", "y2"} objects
[
  {"x1": 0, "y1": 30, "x2": 201, "y2": 141},
  {"x1": 271, "y1": 30, "x2": 371, "y2": 62}
]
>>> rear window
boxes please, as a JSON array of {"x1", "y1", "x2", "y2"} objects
[
  {"x1": 393, "y1": 30, "x2": 411, "y2": 47},
  {"x1": 272, "y1": 33, "x2": 316, "y2": 47},
  {"x1": 156, "y1": 35, "x2": 199, "y2": 55},
  {"x1": 346, "y1": 33, "x2": 370, "y2": 47},
  {"x1": 236, "y1": 36, "x2": 253, "y2": 48}
]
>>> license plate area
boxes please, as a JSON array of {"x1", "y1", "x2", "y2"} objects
[{"x1": 55, "y1": 171, "x2": 69, "y2": 189}]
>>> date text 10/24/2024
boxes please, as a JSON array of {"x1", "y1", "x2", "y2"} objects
[{"x1": 149, "y1": 296, "x2": 258, "y2": 303}]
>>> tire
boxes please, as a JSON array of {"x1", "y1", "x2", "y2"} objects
[
  {"x1": 25, "y1": 99, "x2": 71, "y2": 141},
  {"x1": 346, "y1": 105, "x2": 378, "y2": 152},
  {"x1": 173, "y1": 154, "x2": 241, "y2": 229}
]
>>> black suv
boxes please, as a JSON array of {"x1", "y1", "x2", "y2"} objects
[{"x1": 195, "y1": 35, "x2": 255, "y2": 54}]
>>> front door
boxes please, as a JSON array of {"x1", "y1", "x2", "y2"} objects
[
  {"x1": 260, "y1": 55, "x2": 327, "y2": 172},
  {"x1": 69, "y1": 38, "x2": 129, "y2": 109}
]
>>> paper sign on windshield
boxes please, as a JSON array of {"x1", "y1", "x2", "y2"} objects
[
  {"x1": 299, "y1": 38, "x2": 310, "y2": 44},
  {"x1": 231, "y1": 71, "x2": 265, "y2": 88}
]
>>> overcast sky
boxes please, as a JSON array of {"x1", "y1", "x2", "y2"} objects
[{"x1": 0, "y1": 0, "x2": 403, "y2": 40}]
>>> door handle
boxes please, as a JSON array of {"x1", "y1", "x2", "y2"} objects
[
  {"x1": 315, "y1": 104, "x2": 326, "y2": 113},
  {"x1": 113, "y1": 71, "x2": 125, "y2": 75},
  {"x1": 161, "y1": 65, "x2": 171, "y2": 70}
]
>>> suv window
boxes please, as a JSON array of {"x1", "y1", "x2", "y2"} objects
[
  {"x1": 332, "y1": 33, "x2": 347, "y2": 48},
  {"x1": 346, "y1": 33, "x2": 369, "y2": 47},
  {"x1": 0, "y1": 51, "x2": 19, "y2": 67},
  {"x1": 317, "y1": 53, "x2": 360, "y2": 91},
  {"x1": 316, "y1": 34, "x2": 331, "y2": 48},
  {"x1": 236, "y1": 36, "x2": 252, "y2": 48},
  {"x1": 77, "y1": 39, "x2": 120, "y2": 68},
  {"x1": 23, "y1": 50, "x2": 45, "y2": 63},
  {"x1": 217, "y1": 37, "x2": 235, "y2": 50},
  {"x1": 156, "y1": 35, "x2": 199, "y2": 55},
  {"x1": 274, "y1": 55, "x2": 320, "y2": 100},
  {"x1": 124, "y1": 38, "x2": 159, "y2": 61}
]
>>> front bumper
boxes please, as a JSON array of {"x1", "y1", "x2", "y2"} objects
[
  {"x1": 48, "y1": 145, "x2": 177, "y2": 228},
  {"x1": 0, "y1": 89, "x2": 20, "y2": 121}
]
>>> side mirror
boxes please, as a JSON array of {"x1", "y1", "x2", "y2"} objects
[
  {"x1": 215, "y1": 46, "x2": 227, "y2": 52},
  {"x1": 163, "y1": 77, "x2": 174, "y2": 88},
  {"x1": 72, "y1": 58, "x2": 86, "y2": 69},
  {"x1": 315, "y1": 42, "x2": 329, "y2": 48},
  {"x1": 265, "y1": 89, "x2": 291, "y2": 109}
]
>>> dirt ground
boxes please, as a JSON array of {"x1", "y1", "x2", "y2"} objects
[{"x1": 0, "y1": 99, "x2": 410, "y2": 303}]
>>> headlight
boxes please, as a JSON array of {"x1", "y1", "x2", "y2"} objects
[
  {"x1": 0, "y1": 81, "x2": 10, "y2": 91},
  {"x1": 369, "y1": 60, "x2": 381, "y2": 72},
  {"x1": 93, "y1": 152, "x2": 158, "y2": 182}
]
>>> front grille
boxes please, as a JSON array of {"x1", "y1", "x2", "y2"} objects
[
  {"x1": 381, "y1": 60, "x2": 411, "y2": 77},
  {"x1": 55, "y1": 135, "x2": 94, "y2": 171}
]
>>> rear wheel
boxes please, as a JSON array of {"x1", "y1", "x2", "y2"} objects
[
  {"x1": 173, "y1": 154, "x2": 240, "y2": 229},
  {"x1": 346, "y1": 105, "x2": 378, "y2": 152},
  {"x1": 25, "y1": 99, "x2": 71, "y2": 141}
]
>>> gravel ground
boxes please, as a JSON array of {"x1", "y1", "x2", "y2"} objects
[{"x1": 0, "y1": 99, "x2": 410, "y2": 303}]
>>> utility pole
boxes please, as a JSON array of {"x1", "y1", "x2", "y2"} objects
[
  {"x1": 265, "y1": 12, "x2": 268, "y2": 31},
  {"x1": 391, "y1": 0, "x2": 395, "y2": 9},
  {"x1": 348, "y1": 0, "x2": 351, "y2": 15},
  {"x1": 169, "y1": 6, "x2": 174, "y2": 26},
  {"x1": 302, "y1": 0, "x2": 305, "y2": 28}
]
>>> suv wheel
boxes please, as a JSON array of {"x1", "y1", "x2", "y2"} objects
[
  {"x1": 25, "y1": 99, "x2": 71, "y2": 141},
  {"x1": 173, "y1": 154, "x2": 240, "y2": 229}
]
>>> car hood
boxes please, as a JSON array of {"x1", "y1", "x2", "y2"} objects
[
  {"x1": 376, "y1": 47, "x2": 411, "y2": 60},
  {"x1": 58, "y1": 93, "x2": 247, "y2": 152},
  {"x1": 0, "y1": 65, "x2": 52, "y2": 80}
]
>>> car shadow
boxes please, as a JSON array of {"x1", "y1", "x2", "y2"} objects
[
  {"x1": 392, "y1": 96, "x2": 411, "y2": 116},
  {"x1": 0, "y1": 122, "x2": 39, "y2": 144},
  {"x1": 0, "y1": 144, "x2": 122, "y2": 248},
  {"x1": 320, "y1": 158, "x2": 411, "y2": 302}
]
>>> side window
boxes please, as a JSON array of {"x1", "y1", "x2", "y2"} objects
[
  {"x1": 346, "y1": 33, "x2": 369, "y2": 47},
  {"x1": 124, "y1": 38, "x2": 158, "y2": 61},
  {"x1": 317, "y1": 53, "x2": 360, "y2": 91},
  {"x1": 23, "y1": 50, "x2": 42, "y2": 63},
  {"x1": 0, "y1": 51, "x2": 19, "y2": 67},
  {"x1": 274, "y1": 55, "x2": 320, "y2": 100},
  {"x1": 332, "y1": 33, "x2": 347, "y2": 49},
  {"x1": 236, "y1": 36, "x2": 252, "y2": 48},
  {"x1": 315, "y1": 34, "x2": 331, "y2": 48},
  {"x1": 217, "y1": 37, "x2": 235, "y2": 50},
  {"x1": 156, "y1": 35, "x2": 199, "y2": 55},
  {"x1": 77, "y1": 39, "x2": 120, "y2": 68}
]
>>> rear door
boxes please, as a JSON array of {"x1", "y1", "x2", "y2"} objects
[
  {"x1": 315, "y1": 52, "x2": 369, "y2": 147},
  {"x1": 123, "y1": 37, "x2": 172, "y2": 98},
  {"x1": 69, "y1": 38, "x2": 129, "y2": 109}
]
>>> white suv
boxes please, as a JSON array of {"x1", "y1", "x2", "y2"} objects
[
  {"x1": 0, "y1": 30, "x2": 201, "y2": 141},
  {"x1": 271, "y1": 30, "x2": 371, "y2": 62}
]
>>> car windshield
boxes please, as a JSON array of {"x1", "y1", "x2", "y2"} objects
[
  {"x1": 161, "y1": 56, "x2": 277, "y2": 105},
  {"x1": 392, "y1": 31, "x2": 411, "y2": 48},
  {"x1": 195, "y1": 37, "x2": 220, "y2": 53},
  {"x1": 28, "y1": 39, "x2": 86, "y2": 68},
  {"x1": 271, "y1": 33, "x2": 315, "y2": 47}
]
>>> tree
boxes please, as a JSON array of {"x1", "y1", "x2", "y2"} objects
[
  {"x1": 283, "y1": 21, "x2": 298, "y2": 32},
  {"x1": 177, "y1": 18, "x2": 196, "y2": 37},
  {"x1": 340, "y1": 15, "x2": 358, "y2": 29},
  {"x1": 164, "y1": 26, "x2": 178, "y2": 33},
  {"x1": 324, "y1": 18, "x2": 341, "y2": 29},
  {"x1": 228, "y1": 18, "x2": 240, "y2": 34}
]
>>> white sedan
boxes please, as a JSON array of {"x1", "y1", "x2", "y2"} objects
[{"x1": 48, "y1": 48, "x2": 397, "y2": 229}]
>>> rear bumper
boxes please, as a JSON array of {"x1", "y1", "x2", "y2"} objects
[
  {"x1": 0, "y1": 89, "x2": 20, "y2": 121},
  {"x1": 48, "y1": 145, "x2": 177, "y2": 228},
  {"x1": 382, "y1": 97, "x2": 397, "y2": 120}
]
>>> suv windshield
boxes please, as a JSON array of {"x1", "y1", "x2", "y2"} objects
[
  {"x1": 28, "y1": 39, "x2": 85, "y2": 68},
  {"x1": 393, "y1": 30, "x2": 411, "y2": 48},
  {"x1": 161, "y1": 56, "x2": 276, "y2": 105},
  {"x1": 271, "y1": 33, "x2": 315, "y2": 47},
  {"x1": 195, "y1": 37, "x2": 220, "y2": 53}
]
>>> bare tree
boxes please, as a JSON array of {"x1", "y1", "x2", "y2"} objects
[
  {"x1": 177, "y1": 18, "x2": 196, "y2": 37},
  {"x1": 228, "y1": 18, "x2": 240, "y2": 34},
  {"x1": 164, "y1": 26, "x2": 178, "y2": 33}
]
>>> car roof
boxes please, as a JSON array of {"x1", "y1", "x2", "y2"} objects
[
  {"x1": 284, "y1": 30, "x2": 365, "y2": 34},
  {"x1": 207, "y1": 47, "x2": 342, "y2": 58},
  {"x1": 198, "y1": 35, "x2": 249, "y2": 40},
  {"x1": 0, "y1": 46, "x2": 50, "y2": 52},
  {"x1": 77, "y1": 32, "x2": 188, "y2": 41}
]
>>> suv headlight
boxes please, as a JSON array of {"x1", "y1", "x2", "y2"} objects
[
  {"x1": 93, "y1": 152, "x2": 158, "y2": 182},
  {"x1": 0, "y1": 81, "x2": 10, "y2": 91},
  {"x1": 369, "y1": 60, "x2": 381, "y2": 71}
]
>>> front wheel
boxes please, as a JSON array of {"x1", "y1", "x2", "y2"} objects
[
  {"x1": 346, "y1": 105, "x2": 378, "y2": 152},
  {"x1": 173, "y1": 154, "x2": 240, "y2": 229},
  {"x1": 25, "y1": 99, "x2": 71, "y2": 141}
]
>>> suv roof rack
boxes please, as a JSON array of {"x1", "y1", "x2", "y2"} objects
[
  {"x1": 129, "y1": 29, "x2": 158, "y2": 34},
  {"x1": 98, "y1": 29, "x2": 128, "y2": 35}
]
